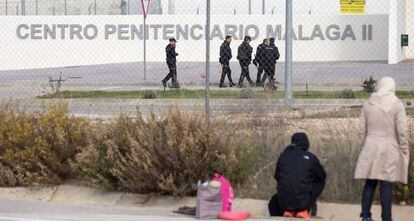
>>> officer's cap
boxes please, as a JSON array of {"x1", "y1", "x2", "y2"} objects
[{"x1": 169, "y1": 38, "x2": 177, "y2": 42}]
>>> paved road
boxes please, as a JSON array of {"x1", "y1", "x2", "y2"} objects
[
  {"x1": 0, "y1": 61, "x2": 413, "y2": 116},
  {"x1": 0, "y1": 198, "x2": 191, "y2": 221},
  {"x1": 0, "y1": 61, "x2": 413, "y2": 99},
  {"x1": 0, "y1": 198, "x2": 284, "y2": 221},
  {"x1": 1, "y1": 197, "x2": 414, "y2": 221}
]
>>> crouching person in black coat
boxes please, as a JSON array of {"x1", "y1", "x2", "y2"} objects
[{"x1": 268, "y1": 132, "x2": 326, "y2": 218}]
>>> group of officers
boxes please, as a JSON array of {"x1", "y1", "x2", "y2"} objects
[{"x1": 162, "y1": 35, "x2": 280, "y2": 89}]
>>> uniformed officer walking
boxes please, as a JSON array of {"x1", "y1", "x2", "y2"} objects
[
  {"x1": 162, "y1": 38, "x2": 180, "y2": 89},
  {"x1": 219, "y1": 35, "x2": 236, "y2": 88},
  {"x1": 253, "y1": 39, "x2": 267, "y2": 87},
  {"x1": 262, "y1": 38, "x2": 280, "y2": 90},
  {"x1": 237, "y1": 36, "x2": 254, "y2": 87},
  {"x1": 261, "y1": 37, "x2": 280, "y2": 88}
]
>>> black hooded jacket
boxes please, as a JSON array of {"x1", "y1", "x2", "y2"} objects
[{"x1": 274, "y1": 133, "x2": 326, "y2": 211}]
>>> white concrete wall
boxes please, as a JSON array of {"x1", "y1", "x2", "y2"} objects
[
  {"x1": 0, "y1": 15, "x2": 388, "y2": 71},
  {"x1": 388, "y1": 0, "x2": 406, "y2": 64},
  {"x1": 406, "y1": 0, "x2": 414, "y2": 59}
]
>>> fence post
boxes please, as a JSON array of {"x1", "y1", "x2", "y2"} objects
[
  {"x1": 205, "y1": 0, "x2": 211, "y2": 124},
  {"x1": 284, "y1": 0, "x2": 293, "y2": 106},
  {"x1": 248, "y1": 0, "x2": 251, "y2": 14},
  {"x1": 94, "y1": 0, "x2": 97, "y2": 15},
  {"x1": 143, "y1": 16, "x2": 147, "y2": 80},
  {"x1": 21, "y1": 0, "x2": 25, "y2": 15},
  {"x1": 262, "y1": 0, "x2": 265, "y2": 15},
  {"x1": 64, "y1": 0, "x2": 67, "y2": 15},
  {"x1": 36, "y1": 0, "x2": 38, "y2": 15}
]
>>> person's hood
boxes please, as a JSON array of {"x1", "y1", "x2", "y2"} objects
[
  {"x1": 291, "y1": 132, "x2": 310, "y2": 151},
  {"x1": 369, "y1": 77, "x2": 398, "y2": 112}
]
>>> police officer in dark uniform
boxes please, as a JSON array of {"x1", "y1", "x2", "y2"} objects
[
  {"x1": 253, "y1": 39, "x2": 267, "y2": 87},
  {"x1": 162, "y1": 38, "x2": 180, "y2": 89},
  {"x1": 237, "y1": 36, "x2": 254, "y2": 87},
  {"x1": 269, "y1": 38, "x2": 280, "y2": 78},
  {"x1": 261, "y1": 37, "x2": 280, "y2": 88},
  {"x1": 219, "y1": 35, "x2": 236, "y2": 88}
]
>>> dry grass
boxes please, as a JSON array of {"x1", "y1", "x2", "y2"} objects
[{"x1": 0, "y1": 102, "x2": 413, "y2": 204}]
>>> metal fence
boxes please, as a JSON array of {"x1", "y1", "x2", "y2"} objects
[
  {"x1": 0, "y1": 0, "x2": 412, "y2": 119},
  {"x1": 0, "y1": 0, "x2": 163, "y2": 15}
]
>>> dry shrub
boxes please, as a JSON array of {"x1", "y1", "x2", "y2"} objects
[
  {"x1": 0, "y1": 102, "x2": 90, "y2": 186},
  {"x1": 76, "y1": 107, "x2": 254, "y2": 196},
  {"x1": 236, "y1": 118, "x2": 290, "y2": 199}
]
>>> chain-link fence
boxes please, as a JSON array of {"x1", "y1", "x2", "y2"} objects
[
  {"x1": 0, "y1": 0, "x2": 163, "y2": 15},
  {"x1": 1, "y1": 0, "x2": 414, "y2": 212},
  {"x1": 0, "y1": 0, "x2": 413, "y2": 118}
]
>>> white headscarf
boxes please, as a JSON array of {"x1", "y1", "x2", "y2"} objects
[{"x1": 369, "y1": 77, "x2": 398, "y2": 112}]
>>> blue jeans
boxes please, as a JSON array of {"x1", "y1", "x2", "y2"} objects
[{"x1": 361, "y1": 179, "x2": 393, "y2": 221}]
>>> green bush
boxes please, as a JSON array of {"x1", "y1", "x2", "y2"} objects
[
  {"x1": 239, "y1": 88, "x2": 255, "y2": 99},
  {"x1": 143, "y1": 90, "x2": 158, "y2": 99},
  {"x1": 0, "y1": 102, "x2": 90, "y2": 186},
  {"x1": 340, "y1": 88, "x2": 356, "y2": 99},
  {"x1": 362, "y1": 76, "x2": 377, "y2": 93}
]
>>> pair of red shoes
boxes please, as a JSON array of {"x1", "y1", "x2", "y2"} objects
[{"x1": 283, "y1": 210, "x2": 310, "y2": 219}]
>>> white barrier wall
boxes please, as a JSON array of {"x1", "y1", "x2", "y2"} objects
[
  {"x1": 389, "y1": 0, "x2": 406, "y2": 64},
  {"x1": 406, "y1": 0, "x2": 414, "y2": 59},
  {"x1": 0, "y1": 15, "x2": 388, "y2": 70}
]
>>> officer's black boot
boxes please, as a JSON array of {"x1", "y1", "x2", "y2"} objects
[
  {"x1": 261, "y1": 74, "x2": 267, "y2": 87},
  {"x1": 228, "y1": 74, "x2": 236, "y2": 87},
  {"x1": 256, "y1": 73, "x2": 261, "y2": 87},
  {"x1": 269, "y1": 78, "x2": 276, "y2": 91},
  {"x1": 162, "y1": 72, "x2": 171, "y2": 89},
  {"x1": 256, "y1": 79, "x2": 262, "y2": 87},
  {"x1": 246, "y1": 75, "x2": 255, "y2": 87},
  {"x1": 171, "y1": 71, "x2": 180, "y2": 89},
  {"x1": 219, "y1": 73, "x2": 227, "y2": 88},
  {"x1": 237, "y1": 75, "x2": 245, "y2": 88}
]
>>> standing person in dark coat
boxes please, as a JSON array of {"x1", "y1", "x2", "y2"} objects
[
  {"x1": 237, "y1": 36, "x2": 254, "y2": 87},
  {"x1": 268, "y1": 133, "x2": 326, "y2": 219},
  {"x1": 253, "y1": 39, "x2": 267, "y2": 87},
  {"x1": 219, "y1": 35, "x2": 236, "y2": 88},
  {"x1": 261, "y1": 38, "x2": 280, "y2": 89},
  {"x1": 162, "y1": 38, "x2": 180, "y2": 89}
]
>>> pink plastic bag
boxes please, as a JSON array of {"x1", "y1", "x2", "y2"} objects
[{"x1": 213, "y1": 173, "x2": 234, "y2": 212}]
